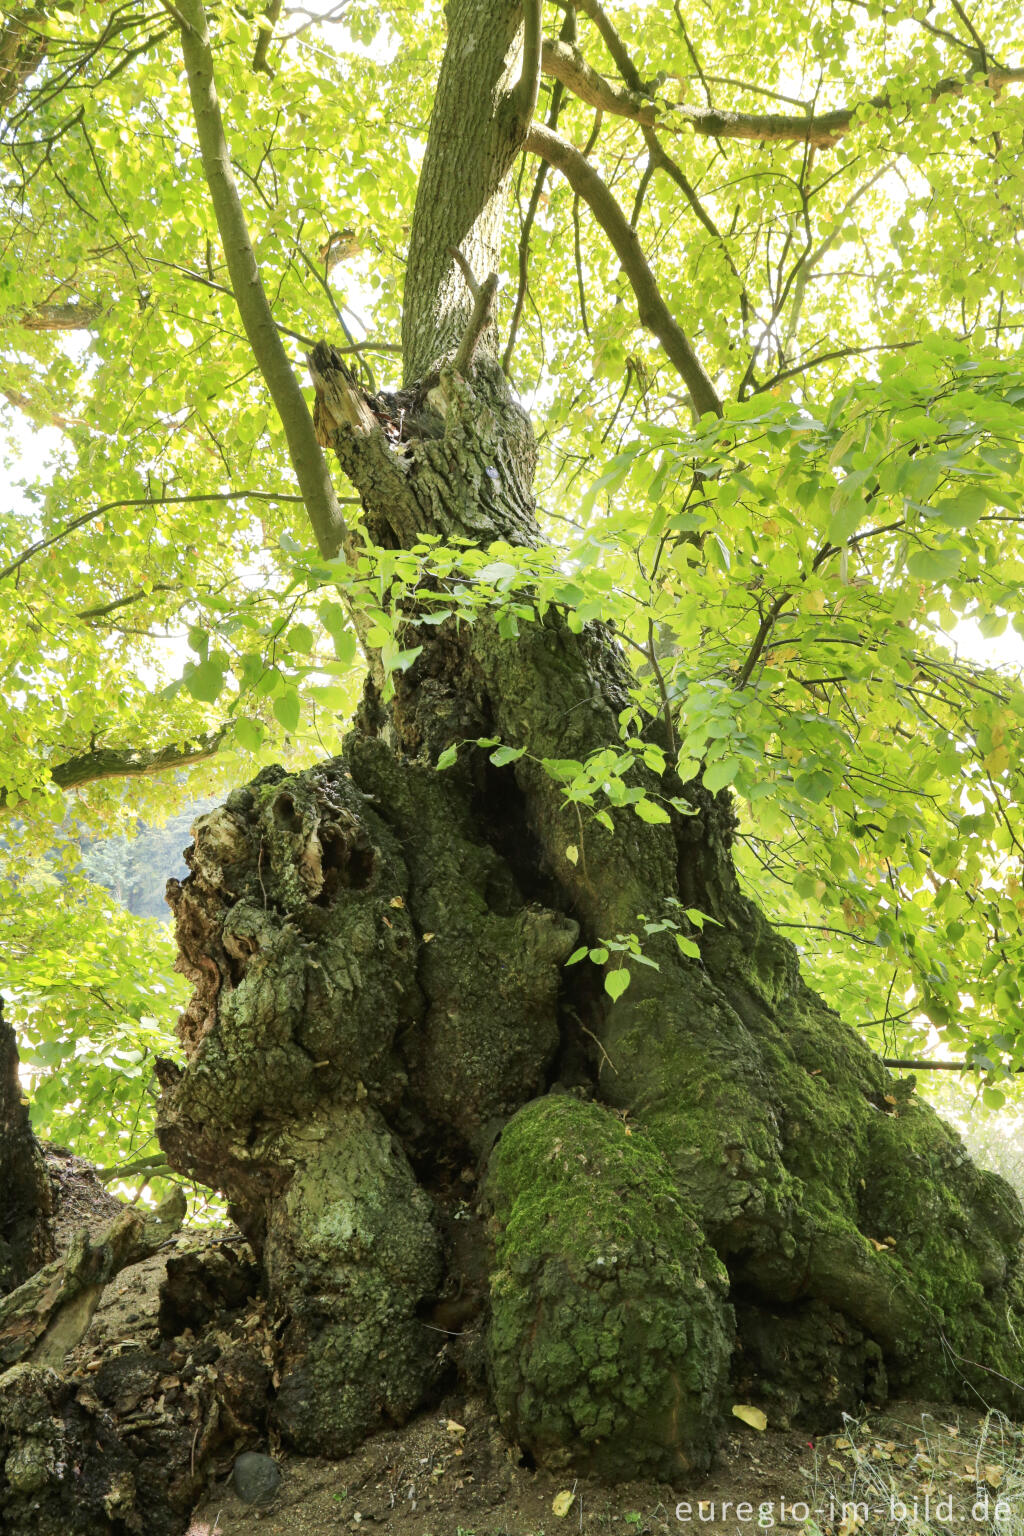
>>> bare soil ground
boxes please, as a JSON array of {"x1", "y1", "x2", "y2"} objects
[
  {"x1": 186, "y1": 1390, "x2": 814, "y2": 1536},
  {"x1": 186, "y1": 1396, "x2": 1024, "y2": 1536}
]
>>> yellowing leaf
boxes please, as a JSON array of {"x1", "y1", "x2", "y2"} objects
[
  {"x1": 552, "y1": 1489, "x2": 575, "y2": 1517},
  {"x1": 565, "y1": 843, "x2": 579, "y2": 865},
  {"x1": 445, "y1": 1419, "x2": 465, "y2": 1436},
  {"x1": 389, "y1": 896, "x2": 405, "y2": 909},
  {"x1": 731, "y1": 1404, "x2": 767, "y2": 1431}
]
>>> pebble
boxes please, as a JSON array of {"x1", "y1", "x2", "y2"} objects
[{"x1": 232, "y1": 1451, "x2": 282, "y2": 1505}]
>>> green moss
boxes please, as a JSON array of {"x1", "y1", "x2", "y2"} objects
[
  {"x1": 484, "y1": 1095, "x2": 734, "y2": 1479},
  {"x1": 858, "y1": 1098, "x2": 1024, "y2": 1401}
]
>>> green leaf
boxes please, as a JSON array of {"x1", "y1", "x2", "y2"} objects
[
  {"x1": 490, "y1": 745, "x2": 525, "y2": 766},
  {"x1": 234, "y1": 717, "x2": 264, "y2": 751},
  {"x1": 319, "y1": 599, "x2": 347, "y2": 633},
  {"x1": 273, "y1": 688, "x2": 301, "y2": 733},
  {"x1": 634, "y1": 797, "x2": 671, "y2": 824},
  {"x1": 383, "y1": 644, "x2": 423, "y2": 674},
  {"x1": 287, "y1": 622, "x2": 315, "y2": 653},
  {"x1": 436, "y1": 744, "x2": 459, "y2": 770},
  {"x1": 702, "y1": 758, "x2": 740, "y2": 793},
  {"x1": 934, "y1": 486, "x2": 986, "y2": 526},
  {"x1": 541, "y1": 758, "x2": 585, "y2": 783},
  {"x1": 604, "y1": 969, "x2": 631, "y2": 1002},
  {"x1": 185, "y1": 658, "x2": 225, "y2": 704},
  {"x1": 906, "y1": 546, "x2": 963, "y2": 582}
]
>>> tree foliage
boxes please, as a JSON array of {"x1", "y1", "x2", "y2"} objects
[{"x1": 1, "y1": 0, "x2": 1023, "y2": 1152}]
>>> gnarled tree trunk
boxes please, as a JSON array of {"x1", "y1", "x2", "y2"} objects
[
  {"x1": 0, "y1": 995, "x2": 52, "y2": 1295},
  {"x1": 156, "y1": 0, "x2": 1024, "y2": 1481}
]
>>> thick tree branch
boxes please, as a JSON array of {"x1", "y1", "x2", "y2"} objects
[
  {"x1": 542, "y1": 35, "x2": 1024, "y2": 147},
  {"x1": 525, "y1": 121, "x2": 723, "y2": 418},
  {"x1": 448, "y1": 245, "x2": 482, "y2": 300},
  {"x1": 0, "y1": 731, "x2": 228, "y2": 810},
  {"x1": 9, "y1": 266, "x2": 347, "y2": 353},
  {"x1": 1, "y1": 383, "x2": 80, "y2": 431},
  {"x1": 0, "y1": 5, "x2": 49, "y2": 114},
  {"x1": 543, "y1": 37, "x2": 656, "y2": 123},
  {"x1": 734, "y1": 594, "x2": 792, "y2": 690},
  {"x1": 252, "y1": 0, "x2": 282, "y2": 76},
  {"x1": 17, "y1": 301, "x2": 102, "y2": 332},
  {"x1": 881, "y1": 1058, "x2": 1017, "y2": 1073},
  {"x1": 75, "y1": 584, "x2": 177, "y2": 621},
  {"x1": 513, "y1": 0, "x2": 543, "y2": 125},
  {"x1": 574, "y1": 0, "x2": 647, "y2": 96},
  {"x1": 402, "y1": 0, "x2": 532, "y2": 379},
  {"x1": 44, "y1": 730, "x2": 226, "y2": 797},
  {"x1": 96, "y1": 1153, "x2": 174, "y2": 1186},
  {"x1": 176, "y1": 0, "x2": 351, "y2": 562},
  {"x1": 455, "y1": 272, "x2": 500, "y2": 374}
]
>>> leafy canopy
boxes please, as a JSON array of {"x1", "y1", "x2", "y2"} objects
[{"x1": 1, "y1": 0, "x2": 1024, "y2": 1166}]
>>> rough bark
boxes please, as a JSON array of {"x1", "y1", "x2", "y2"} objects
[
  {"x1": 0, "y1": 1227, "x2": 268, "y2": 1536},
  {"x1": 145, "y1": 0, "x2": 1024, "y2": 1490},
  {"x1": 401, "y1": 0, "x2": 536, "y2": 380},
  {"x1": 0, "y1": 996, "x2": 53, "y2": 1294},
  {"x1": 0, "y1": 1188, "x2": 185, "y2": 1371}
]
